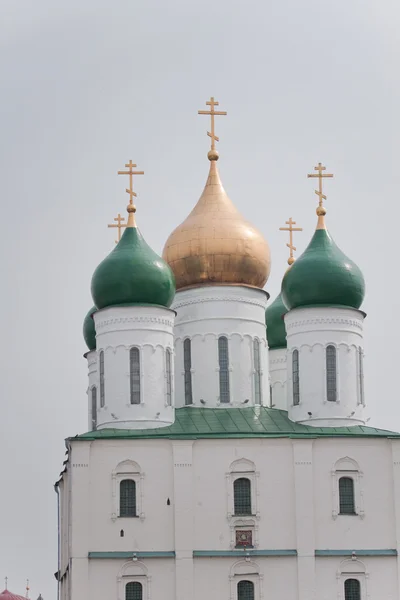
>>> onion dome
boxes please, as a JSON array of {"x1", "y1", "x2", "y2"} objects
[
  {"x1": 266, "y1": 292, "x2": 287, "y2": 349},
  {"x1": 83, "y1": 306, "x2": 97, "y2": 351},
  {"x1": 162, "y1": 160, "x2": 271, "y2": 290},
  {"x1": 0, "y1": 590, "x2": 27, "y2": 600}
]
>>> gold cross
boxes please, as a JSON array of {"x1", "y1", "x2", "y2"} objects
[
  {"x1": 117, "y1": 160, "x2": 144, "y2": 209},
  {"x1": 279, "y1": 217, "x2": 302, "y2": 265},
  {"x1": 108, "y1": 212, "x2": 127, "y2": 244},
  {"x1": 5, "y1": 577, "x2": 8, "y2": 590},
  {"x1": 307, "y1": 162, "x2": 333, "y2": 211},
  {"x1": 198, "y1": 96, "x2": 227, "y2": 159}
]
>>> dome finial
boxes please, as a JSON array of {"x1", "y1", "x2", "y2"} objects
[
  {"x1": 107, "y1": 212, "x2": 127, "y2": 244},
  {"x1": 307, "y1": 162, "x2": 333, "y2": 229},
  {"x1": 117, "y1": 160, "x2": 144, "y2": 227},
  {"x1": 279, "y1": 217, "x2": 303, "y2": 265},
  {"x1": 198, "y1": 96, "x2": 227, "y2": 161}
]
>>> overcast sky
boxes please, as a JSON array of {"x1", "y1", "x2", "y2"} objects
[{"x1": 1, "y1": 0, "x2": 399, "y2": 597}]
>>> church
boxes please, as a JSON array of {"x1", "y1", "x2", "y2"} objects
[{"x1": 55, "y1": 98, "x2": 400, "y2": 600}]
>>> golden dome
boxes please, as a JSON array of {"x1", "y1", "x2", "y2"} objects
[{"x1": 162, "y1": 160, "x2": 271, "y2": 290}]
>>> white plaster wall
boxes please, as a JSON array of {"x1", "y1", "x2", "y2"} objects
[
  {"x1": 93, "y1": 305, "x2": 175, "y2": 429},
  {"x1": 86, "y1": 350, "x2": 97, "y2": 431},
  {"x1": 173, "y1": 286, "x2": 269, "y2": 407},
  {"x1": 285, "y1": 306, "x2": 366, "y2": 426},
  {"x1": 269, "y1": 348, "x2": 287, "y2": 410}
]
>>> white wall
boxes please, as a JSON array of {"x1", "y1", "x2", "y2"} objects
[{"x1": 269, "y1": 347, "x2": 287, "y2": 410}]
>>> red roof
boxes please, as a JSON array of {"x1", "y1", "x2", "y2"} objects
[{"x1": 0, "y1": 591, "x2": 26, "y2": 600}]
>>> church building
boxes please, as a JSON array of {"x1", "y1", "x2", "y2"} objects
[{"x1": 55, "y1": 98, "x2": 400, "y2": 600}]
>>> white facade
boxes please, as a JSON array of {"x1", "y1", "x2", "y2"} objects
[
  {"x1": 269, "y1": 348, "x2": 287, "y2": 410},
  {"x1": 284, "y1": 306, "x2": 367, "y2": 427},
  {"x1": 173, "y1": 285, "x2": 269, "y2": 408}
]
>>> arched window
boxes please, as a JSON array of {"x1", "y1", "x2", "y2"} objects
[
  {"x1": 218, "y1": 336, "x2": 230, "y2": 403},
  {"x1": 91, "y1": 387, "x2": 97, "y2": 430},
  {"x1": 99, "y1": 351, "x2": 105, "y2": 408},
  {"x1": 344, "y1": 578, "x2": 360, "y2": 600},
  {"x1": 358, "y1": 347, "x2": 365, "y2": 405},
  {"x1": 166, "y1": 348, "x2": 172, "y2": 406},
  {"x1": 292, "y1": 349, "x2": 300, "y2": 405},
  {"x1": 234, "y1": 478, "x2": 252, "y2": 515},
  {"x1": 130, "y1": 348, "x2": 141, "y2": 405},
  {"x1": 126, "y1": 581, "x2": 142, "y2": 600},
  {"x1": 237, "y1": 580, "x2": 254, "y2": 600},
  {"x1": 120, "y1": 479, "x2": 137, "y2": 517},
  {"x1": 339, "y1": 477, "x2": 356, "y2": 515},
  {"x1": 326, "y1": 345, "x2": 337, "y2": 402},
  {"x1": 253, "y1": 339, "x2": 262, "y2": 405},
  {"x1": 183, "y1": 338, "x2": 193, "y2": 405}
]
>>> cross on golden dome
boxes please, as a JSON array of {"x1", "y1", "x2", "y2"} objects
[
  {"x1": 198, "y1": 96, "x2": 227, "y2": 161},
  {"x1": 108, "y1": 212, "x2": 127, "y2": 243},
  {"x1": 279, "y1": 217, "x2": 303, "y2": 265},
  {"x1": 117, "y1": 160, "x2": 144, "y2": 226}
]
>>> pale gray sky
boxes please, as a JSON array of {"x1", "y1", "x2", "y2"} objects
[{"x1": 1, "y1": 0, "x2": 399, "y2": 597}]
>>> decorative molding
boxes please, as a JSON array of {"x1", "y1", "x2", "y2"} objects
[
  {"x1": 286, "y1": 317, "x2": 363, "y2": 331},
  {"x1": 269, "y1": 356, "x2": 287, "y2": 366},
  {"x1": 89, "y1": 551, "x2": 175, "y2": 558},
  {"x1": 173, "y1": 295, "x2": 267, "y2": 310},
  {"x1": 96, "y1": 316, "x2": 174, "y2": 330}
]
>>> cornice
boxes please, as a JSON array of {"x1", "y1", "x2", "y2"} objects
[
  {"x1": 173, "y1": 295, "x2": 267, "y2": 310},
  {"x1": 96, "y1": 316, "x2": 174, "y2": 330},
  {"x1": 286, "y1": 316, "x2": 363, "y2": 331}
]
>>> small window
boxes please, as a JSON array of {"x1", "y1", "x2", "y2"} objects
[
  {"x1": 344, "y1": 578, "x2": 361, "y2": 600},
  {"x1": 166, "y1": 348, "x2": 172, "y2": 406},
  {"x1": 99, "y1": 351, "x2": 105, "y2": 408},
  {"x1": 339, "y1": 477, "x2": 356, "y2": 515},
  {"x1": 91, "y1": 387, "x2": 97, "y2": 430},
  {"x1": 234, "y1": 477, "x2": 252, "y2": 515},
  {"x1": 218, "y1": 336, "x2": 230, "y2": 403},
  {"x1": 183, "y1": 338, "x2": 193, "y2": 405},
  {"x1": 120, "y1": 479, "x2": 137, "y2": 517},
  {"x1": 326, "y1": 345, "x2": 337, "y2": 402},
  {"x1": 130, "y1": 348, "x2": 141, "y2": 405},
  {"x1": 358, "y1": 347, "x2": 365, "y2": 405},
  {"x1": 126, "y1": 582, "x2": 142, "y2": 600},
  {"x1": 253, "y1": 339, "x2": 262, "y2": 405},
  {"x1": 237, "y1": 580, "x2": 254, "y2": 600},
  {"x1": 292, "y1": 349, "x2": 300, "y2": 405}
]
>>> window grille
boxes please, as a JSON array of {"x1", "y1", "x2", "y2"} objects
[
  {"x1": 183, "y1": 338, "x2": 193, "y2": 405},
  {"x1": 126, "y1": 581, "x2": 142, "y2": 600},
  {"x1": 358, "y1": 347, "x2": 365, "y2": 405},
  {"x1": 166, "y1": 348, "x2": 172, "y2": 406},
  {"x1": 234, "y1": 477, "x2": 252, "y2": 515},
  {"x1": 130, "y1": 348, "x2": 141, "y2": 405},
  {"x1": 292, "y1": 349, "x2": 300, "y2": 405},
  {"x1": 120, "y1": 479, "x2": 137, "y2": 517},
  {"x1": 99, "y1": 351, "x2": 105, "y2": 408},
  {"x1": 237, "y1": 580, "x2": 254, "y2": 600},
  {"x1": 91, "y1": 387, "x2": 97, "y2": 431},
  {"x1": 339, "y1": 477, "x2": 356, "y2": 514},
  {"x1": 326, "y1": 345, "x2": 337, "y2": 402},
  {"x1": 344, "y1": 578, "x2": 361, "y2": 600},
  {"x1": 218, "y1": 336, "x2": 230, "y2": 403},
  {"x1": 253, "y1": 339, "x2": 262, "y2": 405}
]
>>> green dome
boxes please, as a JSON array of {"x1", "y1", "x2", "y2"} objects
[
  {"x1": 83, "y1": 306, "x2": 97, "y2": 351},
  {"x1": 281, "y1": 227, "x2": 365, "y2": 311},
  {"x1": 266, "y1": 292, "x2": 287, "y2": 349},
  {"x1": 91, "y1": 226, "x2": 175, "y2": 309}
]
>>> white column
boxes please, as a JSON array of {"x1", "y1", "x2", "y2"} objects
[
  {"x1": 172, "y1": 286, "x2": 269, "y2": 408},
  {"x1": 85, "y1": 350, "x2": 97, "y2": 431},
  {"x1": 269, "y1": 347, "x2": 287, "y2": 410},
  {"x1": 93, "y1": 305, "x2": 175, "y2": 430},
  {"x1": 285, "y1": 306, "x2": 367, "y2": 427}
]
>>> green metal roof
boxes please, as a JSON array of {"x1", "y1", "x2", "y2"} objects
[{"x1": 74, "y1": 407, "x2": 400, "y2": 441}]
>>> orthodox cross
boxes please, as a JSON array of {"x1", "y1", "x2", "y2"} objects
[
  {"x1": 4, "y1": 576, "x2": 7, "y2": 590},
  {"x1": 307, "y1": 162, "x2": 333, "y2": 211},
  {"x1": 26, "y1": 579, "x2": 30, "y2": 599},
  {"x1": 279, "y1": 217, "x2": 302, "y2": 265},
  {"x1": 117, "y1": 160, "x2": 144, "y2": 210},
  {"x1": 198, "y1": 96, "x2": 227, "y2": 156},
  {"x1": 108, "y1": 213, "x2": 127, "y2": 244}
]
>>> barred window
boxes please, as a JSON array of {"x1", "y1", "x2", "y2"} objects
[
  {"x1": 339, "y1": 477, "x2": 356, "y2": 515},
  {"x1": 99, "y1": 350, "x2": 105, "y2": 408},
  {"x1": 120, "y1": 479, "x2": 137, "y2": 517},
  {"x1": 166, "y1": 348, "x2": 172, "y2": 406},
  {"x1": 126, "y1": 581, "x2": 142, "y2": 600},
  {"x1": 344, "y1": 578, "x2": 361, "y2": 600},
  {"x1": 130, "y1": 348, "x2": 141, "y2": 405},
  {"x1": 234, "y1": 477, "x2": 252, "y2": 515},
  {"x1": 326, "y1": 345, "x2": 337, "y2": 402},
  {"x1": 253, "y1": 339, "x2": 262, "y2": 405},
  {"x1": 358, "y1": 347, "x2": 365, "y2": 405},
  {"x1": 218, "y1": 336, "x2": 230, "y2": 403},
  {"x1": 292, "y1": 349, "x2": 300, "y2": 405},
  {"x1": 91, "y1": 387, "x2": 97, "y2": 431},
  {"x1": 184, "y1": 338, "x2": 193, "y2": 405},
  {"x1": 237, "y1": 580, "x2": 254, "y2": 600}
]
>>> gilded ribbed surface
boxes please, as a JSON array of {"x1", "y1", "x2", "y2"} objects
[{"x1": 162, "y1": 162, "x2": 271, "y2": 290}]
